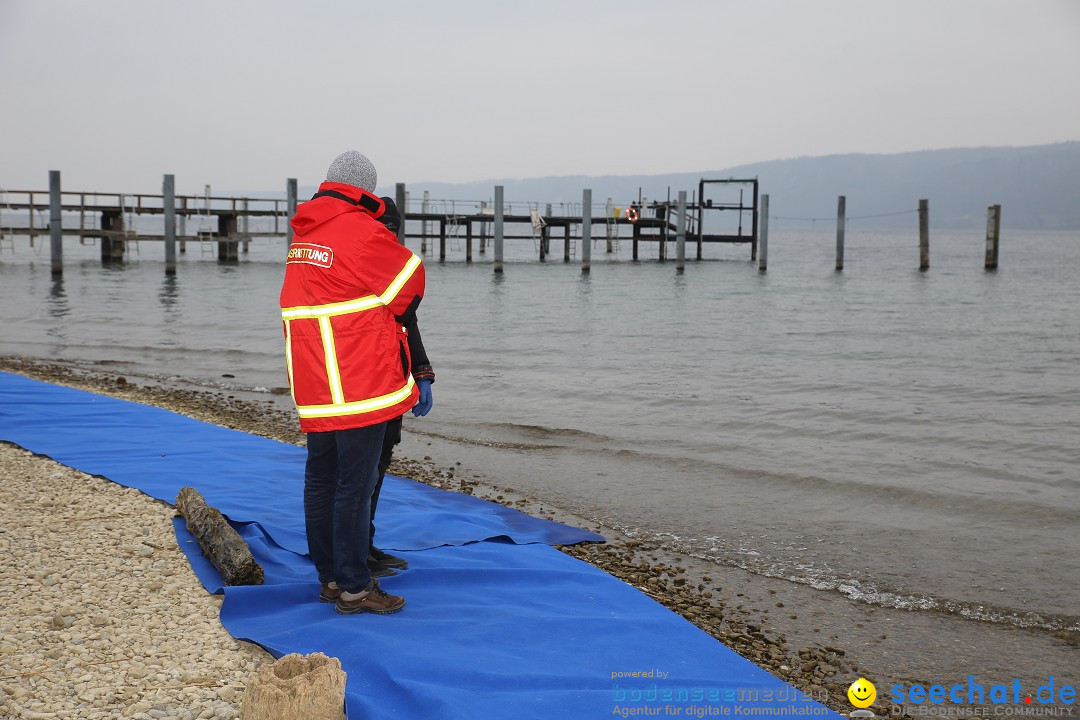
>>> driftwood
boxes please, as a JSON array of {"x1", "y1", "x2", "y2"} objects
[
  {"x1": 175, "y1": 486, "x2": 264, "y2": 586},
  {"x1": 240, "y1": 653, "x2": 346, "y2": 720}
]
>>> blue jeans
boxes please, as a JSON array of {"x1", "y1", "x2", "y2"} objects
[{"x1": 304, "y1": 423, "x2": 387, "y2": 594}]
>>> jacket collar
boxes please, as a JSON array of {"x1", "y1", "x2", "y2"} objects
[{"x1": 312, "y1": 182, "x2": 386, "y2": 219}]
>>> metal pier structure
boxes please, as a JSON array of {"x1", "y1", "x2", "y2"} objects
[{"x1": 0, "y1": 172, "x2": 760, "y2": 275}]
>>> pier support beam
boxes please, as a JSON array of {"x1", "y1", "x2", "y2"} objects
[
  {"x1": 676, "y1": 191, "x2": 687, "y2": 272},
  {"x1": 564, "y1": 224, "x2": 571, "y2": 263},
  {"x1": 49, "y1": 170, "x2": 62, "y2": 276},
  {"x1": 217, "y1": 214, "x2": 238, "y2": 261},
  {"x1": 395, "y1": 183, "x2": 406, "y2": 245},
  {"x1": 421, "y1": 190, "x2": 430, "y2": 256},
  {"x1": 466, "y1": 221, "x2": 473, "y2": 262},
  {"x1": 984, "y1": 204, "x2": 1001, "y2": 270},
  {"x1": 286, "y1": 178, "x2": 297, "y2": 249},
  {"x1": 164, "y1": 174, "x2": 176, "y2": 275},
  {"x1": 494, "y1": 186, "x2": 504, "y2": 273},
  {"x1": 836, "y1": 195, "x2": 846, "y2": 271},
  {"x1": 918, "y1": 198, "x2": 929, "y2": 271},
  {"x1": 241, "y1": 199, "x2": 250, "y2": 253},
  {"x1": 751, "y1": 180, "x2": 760, "y2": 261},
  {"x1": 479, "y1": 201, "x2": 487, "y2": 254},
  {"x1": 439, "y1": 218, "x2": 446, "y2": 263},
  {"x1": 100, "y1": 210, "x2": 125, "y2": 262},
  {"x1": 581, "y1": 189, "x2": 592, "y2": 274},
  {"x1": 179, "y1": 197, "x2": 187, "y2": 253},
  {"x1": 759, "y1": 195, "x2": 769, "y2": 272}
]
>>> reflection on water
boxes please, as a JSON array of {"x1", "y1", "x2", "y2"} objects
[
  {"x1": 47, "y1": 277, "x2": 68, "y2": 319},
  {"x1": 159, "y1": 274, "x2": 179, "y2": 310}
]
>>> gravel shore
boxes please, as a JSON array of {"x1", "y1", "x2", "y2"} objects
[
  {"x1": 0, "y1": 357, "x2": 878, "y2": 717},
  {"x1": 0, "y1": 442, "x2": 271, "y2": 719}
]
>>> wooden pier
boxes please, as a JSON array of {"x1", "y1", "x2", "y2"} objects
[{"x1": 0, "y1": 172, "x2": 761, "y2": 275}]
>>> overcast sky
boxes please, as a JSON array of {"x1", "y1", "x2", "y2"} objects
[{"x1": 1, "y1": 0, "x2": 1077, "y2": 194}]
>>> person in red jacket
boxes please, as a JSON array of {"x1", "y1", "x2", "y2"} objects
[{"x1": 279, "y1": 150, "x2": 424, "y2": 615}]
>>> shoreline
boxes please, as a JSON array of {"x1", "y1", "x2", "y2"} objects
[{"x1": 1, "y1": 356, "x2": 1074, "y2": 717}]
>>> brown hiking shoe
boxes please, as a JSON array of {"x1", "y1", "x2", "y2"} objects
[
  {"x1": 319, "y1": 582, "x2": 341, "y2": 604},
  {"x1": 335, "y1": 579, "x2": 405, "y2": 615}
]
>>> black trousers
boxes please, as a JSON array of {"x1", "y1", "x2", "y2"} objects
[{"x1": 369, "y1": 415, "x2": 402, "y2": 545}]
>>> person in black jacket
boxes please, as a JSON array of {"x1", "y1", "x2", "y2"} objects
[{"x1": 367, "y1": 196, "x2": 435, "y2": 577}]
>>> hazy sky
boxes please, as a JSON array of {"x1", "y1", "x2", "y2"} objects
[{"x1": 1, "y1": 0, "x2": 1077, "y2": 194}]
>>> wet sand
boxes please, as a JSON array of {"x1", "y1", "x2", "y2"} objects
[{"x1": 1, "y1": 356, "x2": 1075, "y2": 717}]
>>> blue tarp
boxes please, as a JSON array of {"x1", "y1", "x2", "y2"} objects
[{"x1": 1, "y1": 371, "x2": 841, "y2": 719}]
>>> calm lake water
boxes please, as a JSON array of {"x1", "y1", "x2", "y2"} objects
[{"x1": 2, "y1": 224, "x2": 1078, "y2": 636}]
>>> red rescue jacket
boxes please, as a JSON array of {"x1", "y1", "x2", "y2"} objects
[{"x1": 279, "y1": 182, "x2": 425, "y2": 433}]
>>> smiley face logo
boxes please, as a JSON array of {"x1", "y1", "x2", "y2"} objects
[{"x1": 848, "y1": 678, "x2": 877, "y2": 708}]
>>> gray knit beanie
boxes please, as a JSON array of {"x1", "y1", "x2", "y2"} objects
[{"x1": 325, "y1": 151, "x2": 377, "y2": 192}]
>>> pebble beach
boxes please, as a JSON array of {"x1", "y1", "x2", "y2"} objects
[
  {"x1": 0, "y1": 358, "x2": 936, "y2": 717},
  {"x1": 0, "y1": 440, "x2": 271, "y2": 719}
]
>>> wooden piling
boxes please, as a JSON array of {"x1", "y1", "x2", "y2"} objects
[
  {"x1": 217, "y1": 214, "x2": 238, "y2": 261},
  {"x1": 581, "y1": 189, "x2": 592, "y2": 273},
  {"x1": 606, "y1": 199, "x2": 614, "y2": 254},
  {"x1": 658, "y1": 204, "x2": 667, "y2": 262},
  {"x1": 751, "y1": 180, "x2": 760, "y2": 261},
  {"x1": 421, "y1": 190, "x2": 429, "y2": 256},
  {"x1": 759, "y1": 194, "x2": 769, "y2": 272},
  {"x1": 676, "y1": 190, "x2": 687, "y2": 272},
  {"x1": 479, "y1": 201, "x2": 487, "y2": 254},
  {"x1": 564, "y1": 223, "x2": 571, "y2": 263},
  {"x1": 466, "y1": 221, "x2": 473, "y2": 262},
  {"x1": 632, "y1": 221, "x2": 639, "y2": 261},
  {"x1": 984, "y1": 204, "x2": 1001, "y2": 270},
  {"x1": 241, "y1": 199, "x2": 250, "y2": 253},
  {"x1": 394, "y1": 183, "x2": 406, "y2": 245},
  {"x1": 918, "y1": 198, "x2": 929, "y2": 271},
  {"x1": 286, "y1": 178, "x2": 297, "y2": 249},
  {"x1": 545, "y1": 203, "x2": 552, "y2": 259},
  {"x1": 836, "y1": 195, "x2": 846, "y2": 271},
  {"x1": 179, "y1": 197, "x2": 187, "y2": 253},
  {"x1": 439, "y1": 218, "x2": 446, "y2": 262},
  {"x1": 100, "y1": 210, "x2": 125, "y2": 262},
  {"x1": 49, "y1": 170, "x2": 62, "y2": 275},
  {"x1": 494, "y1": 186, "x2": 504, "y2": 273},
  {"x1": 164, "y1": 174, "x2": 176, "y2": 275}
]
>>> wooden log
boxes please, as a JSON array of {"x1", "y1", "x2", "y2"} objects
[
  {"x1": 240, "y1": 652, "x2": 346, "y2": 720},
  {"x1": 176, "y1": 486, "x2": 264, "y2": 586}
]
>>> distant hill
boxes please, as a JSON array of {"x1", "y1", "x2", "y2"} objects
[{"x1": 378, "y1": 142, "x2": 1080, "y2": 230}]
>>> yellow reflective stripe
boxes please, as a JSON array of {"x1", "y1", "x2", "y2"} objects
[
  {"x1": 379, "y1": 254, "x2": 422, "y2": 306},
  {"x1": 284, "y1": 319, "x2": 296, "y2": 403},
  {"x1": 281, "y1": 295, "x2": 381, "y2": 320},
  {"x1": 296, "y1": 376, "x2": 415, "y2": 419},
  {"x1": 318, "y1": 316, "x2": 345, "y2": 405},
  {"x1": 280, "y1": 253, "x2": 421, "y2": 320}
]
